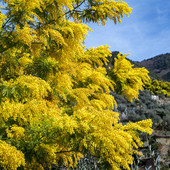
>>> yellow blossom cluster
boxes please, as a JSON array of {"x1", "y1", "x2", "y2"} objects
[
  {"x1": 18, "y1": 53, "x2": 32, "y2": 66},
  {"x1": 6, "y1": 125, "x2": 25, "y2": 140},
  {"x1": 144, "y1": 79, "x2": 170, "y2": 97},
  {"x1": 14, "y1": 25, "x2": 36, "y2": 47},
  {"x1": 88, "y1": 0, "x2": 132, "y2": 25},
  {"x1": 111, "y1": 53, "x2": 150, "y2": 101},
  {"x1": 0, "y1": 140, "x2": 25, "y2": 170},
  {"x1": 0, "y1": 10, "x2": 6, "y2": 28}
]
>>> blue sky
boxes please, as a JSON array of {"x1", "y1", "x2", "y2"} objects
[
  {"x1": 1, "y1": 0, "x2": 169, "y2": 61},
  {"x1": 84, "y1": 0, "x2": 170, "y2": 61}
]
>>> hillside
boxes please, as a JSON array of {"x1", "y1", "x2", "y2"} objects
[{"x1": 138, "y1": 53, "x2": 170, "y2": 82}]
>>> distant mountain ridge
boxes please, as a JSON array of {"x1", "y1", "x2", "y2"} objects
[
  {"x1": 138, "y1": 53, "x2": 170, "y2": 82},
  {"x1": 109, "y1": 52, "x2": 170, "y2": 82}
]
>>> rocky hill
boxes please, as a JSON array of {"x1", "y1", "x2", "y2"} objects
[{"x1": 137, "y1": 53, "x2": 170, "y2": 82}]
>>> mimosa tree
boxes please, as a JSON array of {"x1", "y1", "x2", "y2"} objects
[{"x1": 0, "y1": 0, "x2": 152, "y2": 169}]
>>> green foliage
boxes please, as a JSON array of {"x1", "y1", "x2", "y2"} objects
[
  {"x1": 131, "y1": 134, "x2": 160, "y2": 170},
  {"x1": 24, "y1": 56, "x2": 58, "y2": 80},
  {"x1": 113, "y1": 90, "x2": 170, "y2": 131}
]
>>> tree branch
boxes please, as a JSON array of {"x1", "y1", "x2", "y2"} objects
[
  {"x1": 0, "y1": 41, "x2": 19, "y2": 53},
  {"x1": 2, "y1": 18, "x2": 11, "y2": 29},
  {"x1": 55, "y1": 150, "x2": 76, "y2": 154},
  {"x1": 64, "y1": 0, "x2": 86, "y2": 16}
]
